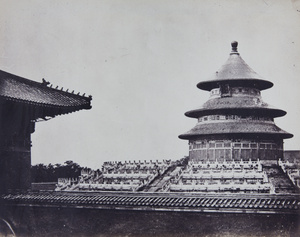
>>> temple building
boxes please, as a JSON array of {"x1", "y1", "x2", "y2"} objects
[
  {"x1": 179, "y1": 41, "x2": 292, "y2": 163},
  {"x1": 0, "y1": 69, "x2": 92, "y2": 193},
  {"x1": 161, "y1": 41, "x2": 297, "y2": 194}
]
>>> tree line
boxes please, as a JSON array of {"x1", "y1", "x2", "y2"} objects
[{"x1": 31, "y1": 160, "x2": 83, "y2": 182}]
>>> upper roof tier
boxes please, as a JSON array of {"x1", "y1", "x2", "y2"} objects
[
  {"x1": 197, "y1": 41, "x2": 273, "y2": 91},
  {"x1": 0, "y1": 69, "x2": 92, "y2": 118}
]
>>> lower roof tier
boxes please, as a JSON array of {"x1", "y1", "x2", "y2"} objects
[
  {"x1": 179, "y1": 121, "x2": 293, "y2": 140},
  {"x1": 185, "y1": 96, "x2": 286, "y2": 118}
]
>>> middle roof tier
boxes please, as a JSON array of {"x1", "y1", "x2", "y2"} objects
[{"x1": 185, "y1": 96, "x2": 286, "y2": 118}]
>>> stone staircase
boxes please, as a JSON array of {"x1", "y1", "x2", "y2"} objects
[{"x1": 263, "y1": 165, "x2": 297, "y2": 193}]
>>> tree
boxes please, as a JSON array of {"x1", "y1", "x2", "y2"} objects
[{"x1": 31, "y1": 161, "x2": 83, "y2": 183}]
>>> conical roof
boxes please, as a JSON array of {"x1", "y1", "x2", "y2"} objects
[{"x1": 197, "y1": 41, "x2": 273, "y2": 91}]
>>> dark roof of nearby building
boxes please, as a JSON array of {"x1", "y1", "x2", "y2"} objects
[
  {"x1": 179, "y1": 121, "x2": 293, "y2": 140},
  {"x1": 197, "y1": 42, "x2": 273, "y2": 91},
  {"x1": 185, "y1": 96, "x2": 286, "y2": 118},
  {"x1": 284, "y1": 150, "x2": 300, "y2": 162},
  {"x1": 0, "y1": 69, "x2": 92, "y2": 117},
  {"x1": 1, "y1": 192, "x2": 299, "y2": 214}
]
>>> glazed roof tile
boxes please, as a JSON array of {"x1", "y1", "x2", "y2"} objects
[
  {"x1": 179, "y1": 121, "x2": 293, "y2": 140},
  {"x1": 0, "y1": 69, "x2": 91, "y2": 116},
  {"x1": 185, "y1": 96, "x2": 286, "y2": 118},
  {"x1": 197, "y1": 42, "x2": 273, "y2": 91},
  {"x1": 1, "y1": 192, "x2": 299, "y2": 214}
]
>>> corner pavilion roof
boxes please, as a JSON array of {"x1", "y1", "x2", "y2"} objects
[
  {"x1": 185, "y1": 96, "x2": 286, "y2": 118},
  {"x1": 0, "y1": 69, "x2": 91, "y2": 117},
  {"x1": 197, "y1": 42, "x2": 273, "y2": 91},
  {"x1": 179, "y1": 121, "x2": 293, "y2": 140}
]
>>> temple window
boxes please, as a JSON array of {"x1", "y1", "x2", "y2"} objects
[
  {"x1": 259, "y1": 144, "x2": 265, "y2": 149},
  {"x1": 231, "y1": 87, "x2": 261, "y2": 96},
  {"x1": 197, "y1": 114, "x2": 274, "y2": 123},
  {"x1": 225, "y1": 115, "x2": 233, "y2": 120},
  {"x1": 220, "y1": 84, "x2": 231, "y2": 97}
]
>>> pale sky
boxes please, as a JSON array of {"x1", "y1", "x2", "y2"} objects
[{"x1": 1, "y1": 0, "x2": 300, "y2": 169}]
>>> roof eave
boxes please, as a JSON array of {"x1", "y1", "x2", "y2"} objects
[
  {"x1": 197, "y1": 79, "x2": 273, "y2": 91},
  {"x1": 185, "y1": 108, "x2": 287, "y2": 119},
  {"x1": 179, "y1": 132, "x2": 293, "y2": 140}
]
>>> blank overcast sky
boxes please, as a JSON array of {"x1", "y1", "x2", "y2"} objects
[{"x1": 1, "y1": 0, "x2": 300, "y2": 169}]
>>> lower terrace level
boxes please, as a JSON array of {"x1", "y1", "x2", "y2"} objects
[{"x1": 55, "y1": 158, "x2": 299, "y2": 194}]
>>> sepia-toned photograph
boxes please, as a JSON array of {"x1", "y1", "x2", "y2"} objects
[{"x1": 0, "y1": 0, "x2": 300, "y2": 236}]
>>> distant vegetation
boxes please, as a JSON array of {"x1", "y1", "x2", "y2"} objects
[{"x1": 31, "y1": 160, "x2": 83, "y2": 182}]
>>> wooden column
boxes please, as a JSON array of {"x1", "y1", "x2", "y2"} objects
[{"x1": 0, "y1": 101, "x2": 34, "y2": 193}]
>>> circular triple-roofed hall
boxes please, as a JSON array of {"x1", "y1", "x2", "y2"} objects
[{"x1": 179, "y1": 41, "x2": 293, "y2": 164}]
